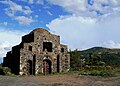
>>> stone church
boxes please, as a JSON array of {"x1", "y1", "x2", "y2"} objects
[{"x1": 3, "y1": 28, "x2": 70, "y2": 75}]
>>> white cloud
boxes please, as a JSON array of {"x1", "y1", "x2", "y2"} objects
[
  {"x1": 0, "y1": 22, "x2": 8, "y2": 26},
  {"x1": 35, "y1": 15, "x2": 39, "y2": 18},
  {"x1": 37, "y1": 0, "x2": 44, "y2": 4},
  {"x1": 24, "y1": 6, "x2": 33, "y2": 14},
  {"x1": 0, "y1": 0, "x2": 33, "y2": 25},
  {"x1": 47, "y1": 14, "x2": 120, "y2": 50},
  {"x1": 21, "y1": 0, "x2": 44, "y2": 4},
  {"x1": 3, "y1": 22, "x2": 8, "y2": 26},
  {"x1": 0, "y1": 0, "x2": 23, "y2": 17},
  {"x1": 0, "y1": 41, "x2": 12, "y2": 58},
  {"x1": 103, "y1": 40, "x2": 120, "y2": 49},
  {"x1": 47, "y1": 0, "x2": 87, "y2": 16},
  {"x1": 0, "y1": 28, "x2": 27, "y2": 58},
  {"x1": 47, "y1": 0, "x2": 120, "y2": 17},
  {"x1": 47, "y1": 15, "x2": 98, "y2": 50},
  {"x1": 15, "y1": 16, "x2": 34, "y2": 26},
  {"x1": 46, "y1": 0, "x2": 120, "y2": 50},
  {"x1": 29, "y1": 0, "x2": 34, "y2": 4},
  {"x1": 46, "y1": 10, "x2": 53, "y2": 16}
]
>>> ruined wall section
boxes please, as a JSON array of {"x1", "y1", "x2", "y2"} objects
[
  {"x1": 3, "y1": 45, "x2": 21, "y2": 75},
  {"x1": 60, "y1": 44, "x2": 70, "y2": 72},
  {"x1": 4, "y1": 28, "x2": 70, "y2": 75},
  {"x1": 3, "y1": 51, "x2": 12, "y2": 69},
  {"x1": 11, "y1": 45, "x2": 21, "y2": 74},
  {"x1": 20, "y1": 32, "x2": 35, "y2": 75},
  {"x1": 33, "y1": 30, "x2": 62, "y2": 73},
  {"x1": 19, "y1": 42, "x2": 34, "y2": 75}
]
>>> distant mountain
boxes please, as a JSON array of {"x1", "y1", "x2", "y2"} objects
[
  {"x1": 79, "y1": 47, "x2": 120, "y2": 67},
  {"x1": 81, "y1": 47, "x2": 120, "y2": 54},
  {"x1": 70, "y1": 47, "x2": 120, "y2": 55}
]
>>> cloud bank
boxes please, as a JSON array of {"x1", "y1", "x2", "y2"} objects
[
  {"x1": 47, "y1": 0, "x2": 120, "y2": 50},
  {"x1": 0, "y1": 28, "x2": 27, "y2": 58},
  {"x1": 47, "y1": 14, "x2": 120, "y2": 50},
  {"x1": 47, "y1": 0, "x2": 120, "y2": 17}
]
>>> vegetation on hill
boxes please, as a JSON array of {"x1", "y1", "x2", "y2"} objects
[
  {"x1": 80, "y1": 47, "x2": 120, "y2": 67},
  {"x1": 70, "y1": 47, "x2": 120, "y2": 76},
  {"x1": 70, "y1": 47, "x2": 120, "y2": 67}
]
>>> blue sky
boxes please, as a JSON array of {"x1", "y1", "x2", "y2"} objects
[{"x1": 0, "y1": 0, "x2": 120, "y2": 63}]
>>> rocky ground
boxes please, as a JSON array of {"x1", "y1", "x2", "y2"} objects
[{"x1": 0, "y1": 74, "x2": 120, "y2": 86}]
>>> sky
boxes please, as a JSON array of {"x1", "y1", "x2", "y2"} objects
[{"x1": 0, "y1": 0, "x2": 120, "y2": 63}]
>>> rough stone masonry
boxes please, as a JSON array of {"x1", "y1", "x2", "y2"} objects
[{"x1": 3, "y1": 28, "x2": 70, "y2": 75}]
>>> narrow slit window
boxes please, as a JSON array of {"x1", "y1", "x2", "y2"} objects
[
  {"x1": 61, "y1": 48, "x2": 64, "y2": 52},
  {"x1": 29, "y1": 46, "x2": 32, "y2": 51}
]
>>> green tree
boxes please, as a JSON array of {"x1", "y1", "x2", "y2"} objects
[
  {"x1": 86, "y1": 53, "x2": 101, "y2": 66},
  {"x1": 70, "y1": 49, "x2": 83, "y2": 70}
]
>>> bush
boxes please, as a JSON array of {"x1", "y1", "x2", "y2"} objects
[
  {"x1": 84, "y1": 66, "x2": 113, "y2": 71},
  {"x1": 74, "y1": 66, "x2": 114, "y2": 77},
  {"x1": 78, "y1": 69, "x2": 114, "y2": 77},
  {"x1": 0, "y1": 67, "x2": 11, "y2": 75}
]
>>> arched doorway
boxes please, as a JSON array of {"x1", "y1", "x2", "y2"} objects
[
  {"x1": 43, "y1": 59, "x2": 52, "y2": 75},
  {"x1": 27, "y1": 60, "x2": 32, "y2": 75}
]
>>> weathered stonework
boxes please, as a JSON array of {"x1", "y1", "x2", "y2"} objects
[{"x1": 3, "y1": 28, "x2": 70, "y2": 75}]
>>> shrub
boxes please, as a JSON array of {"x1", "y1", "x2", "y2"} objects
[
  {"x1": 78, "y1": 69, "x2": 114, "y2": 77},
  {"x1": 0, "y1": 67, "x2": 11, "y2": 75},
  {"x1": 75, "y1": 66, "x2": 114, "y2": 77}
]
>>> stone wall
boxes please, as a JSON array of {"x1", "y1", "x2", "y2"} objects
[{"x1": 3, "y1": 28, "x2": 70, "y2": 75}]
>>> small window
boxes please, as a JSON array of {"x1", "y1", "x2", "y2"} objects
[
  {"x1": 29, "y1": 46, "x2": 32, "y2": 51},
  {"x1": 61, "y1": 48, "x2": 64, "y2": 52}
]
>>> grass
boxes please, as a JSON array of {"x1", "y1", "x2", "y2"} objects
[
  {"x1": 69, "y1": 66, "x2": 117, "y2": 77},
  {"x1": 79, "y1": 70, "x2": 114, "y2": 77},
  {"x1": 1, "y1": 65, "x2": 120, "y2": 77}
]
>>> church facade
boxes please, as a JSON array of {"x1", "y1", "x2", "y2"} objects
[{"x1": 3, "y1": 28, "x2": 70, "y2": 75}]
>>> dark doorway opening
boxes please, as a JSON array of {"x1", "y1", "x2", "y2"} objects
[
  {"x1": 43, "y1": 42, "x2": 52, "y2": 52},
  {"x1": 43, "y1": 59, "x2": 52, "y2": 75},
  {"x1": 57, "y1": 55, "x2": 60, "y2": 72},
  {"x1": 27, "y1": 60, "x2": 32, "y2": 75},
  {"x1": 33, "y1": 55, "x2": 36, "y2": 75}
]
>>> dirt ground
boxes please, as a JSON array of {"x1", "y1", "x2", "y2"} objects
[{"x1": 0, "y1": 74, "x2": 120, "y2": 86}]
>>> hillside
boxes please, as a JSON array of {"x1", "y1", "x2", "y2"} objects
[
  {"x1": 80, "y1": 47, "x2": 120, "y2": 67},
  {"x1": 81, "y1": 47, "x2": 120, "y2": 54},
  {"x1": 70, "y1": 47, "x2": 120, "y2": 68}
]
